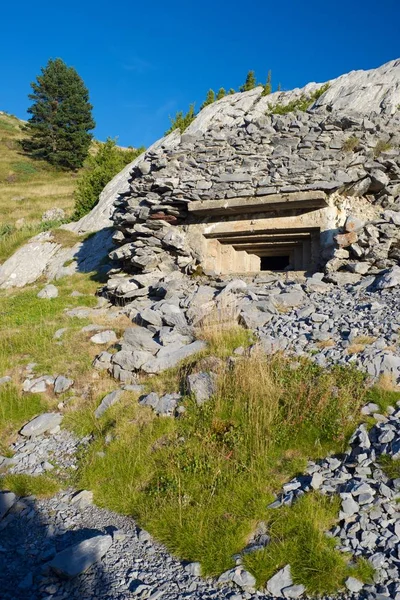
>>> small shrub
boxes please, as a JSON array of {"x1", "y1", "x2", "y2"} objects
[
  {"x1": 374, "y1": 139, "x2": 392, "y2": 157},
  {"x1": 73, "y1": 139, "x2": 144, "y2": 219},
  {"x1": 165, "y1": 104, "x2": 196, "y2": 134},
  {"x1": 267, "y1": 84, "x2": 330, "y2": 115},
  {"x1": 11, "y1": 161, "x2": 37, "y2": 176},
  {"x1": 342, "y1": 136, "x2": 360, "y2": 152}
]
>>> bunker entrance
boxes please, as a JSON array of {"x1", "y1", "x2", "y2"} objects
[{"x1": 260, "y1": 255, "x2": 290, "y2": 271}]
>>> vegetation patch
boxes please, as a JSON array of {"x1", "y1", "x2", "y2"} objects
[
  {"x1": 365, "y1": 385, "x2": 400, "y2": 413},
  {"x1": 379, "y1": 455, "x2": 400, "y2": 480},
  {"x1": 267, "y1": 84, "x2": 330, "y2": 115},
  {"x1": 0, "y1": 384, "x2": 48, "y2": 454},
  {"x1": 243, "y1": 493, "x2": 374, "y2": 593},
  {"x1": 0, "y1": 473, "x2": 60, "y2": 498},
  {"x1": 342, "y1": 136, "x2": 360, "y2": 152},
  {"x1": 75, "y1": 343, "x2": 368, "y2": 582}
]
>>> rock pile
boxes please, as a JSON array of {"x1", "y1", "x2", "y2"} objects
[
  {"x1": 267, "y1": 405, "x2": 400, "y2": 599},
  {"x1": 109, "y1": 108, "x2": 400, "y2": 277}
]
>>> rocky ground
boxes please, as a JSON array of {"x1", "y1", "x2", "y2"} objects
[{"x1": 1, "y1": 270, "x2": 400, "y2": 599}]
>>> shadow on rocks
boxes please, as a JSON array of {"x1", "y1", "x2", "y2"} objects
[{"x1": 0, "y1": 492, "x2": 115, "y2": 600}]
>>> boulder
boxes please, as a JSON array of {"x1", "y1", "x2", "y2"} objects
[
  {"x1": 20, "y1": 413, "x2": 63, "y2": 437},
  {"x1": 37, "y1": 284, "x2": 58, "y2": 299},
  {"x1": 267, "y1": 565, "x2": 293, "y2": 597},
  {"x1": 54, "y1": 375, "x2": 74, "y2": 394},
  {"x1": 187, "y1": 372, "x2": 218, "y2": 405},
  {"x1": 49, "y1": 535, "x2": 113, "y2": 578},
  {"x1": 0, "y1": 491, "x2": 16, "y2": 520},
  {"x1": 90, "y1": 330, "x2": 118, "y2": 345},
  {"x1": 95, "y1": 389, "x2": 124, "y2": 418}
]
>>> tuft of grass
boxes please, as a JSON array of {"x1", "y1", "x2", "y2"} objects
[
  {"x1": 49, "y1": 228, "x2": 81, "y2": 248},
  {"x1": 75, "y1": 342, "x2": 368, "y2": 580},
  {"x1": 365, "y1": 384, "x2": 400, "y2": 413},
  {"x1": 198, "y1": 323, "x2": 254, "y2": 358},
  {"x1": 0, "y1": 384, "x2": 48, "y2": 454},
  {"x1": 374, "y1": 139, "x2": 392, "y2": 157},
  {"x1": 0, "y1": 473, "x2": 60, "y2": 498},
  {"x1": 379, "y1": 455, "x2": 400, "y2": 480},
  {"x1": 342, "y1": 136, "x2": 360, "y2": 152}
]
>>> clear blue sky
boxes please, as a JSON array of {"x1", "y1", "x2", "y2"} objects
[{"x1": 1, "y1": 0, "x2": 399, "y2": 149}]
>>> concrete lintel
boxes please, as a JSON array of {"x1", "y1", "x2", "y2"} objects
[
  {"x1": 218, "y1": 233, "x2": 312, "y2": 244},
  {"x1": 188, "y1": 191, "x2": 327, "y2": 216}
]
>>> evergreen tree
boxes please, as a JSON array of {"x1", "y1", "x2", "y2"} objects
[
  {"x1": 228, "y1": 88, "x2": 236, "y2": 95},
  {"x1": 200, "y1": 89, "x2": 216, "y2": 110},
  {"x1": 24, "y1": 58, "x2": 95, "y2": 170},
  {"x1": 216, "y1": 88, "x2": 226, "y2": 100},
  {"x1": 165, "y1": 104, "x2": 196, "y2": 134},
  {"x1": 263, "y1": 70, "x2": 272, "y2": 96},
  {"x1": 277, "y1": 82, "x2": 282, "y2": 91},
  {"x1": 239, "y1": 70, "x2": 257, "y2": 92}
]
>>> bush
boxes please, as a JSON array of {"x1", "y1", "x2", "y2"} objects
[
  {"x1": 267, "y1": 84, "x2": 330, "y2": 115},
  {"x1": 73, "y1": 139, "x2": 144, "y2": 219}
]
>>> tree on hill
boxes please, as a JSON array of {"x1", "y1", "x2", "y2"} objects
[
  {"x1": 73, "y1": 139, "x2": 144, "y2": 219},
  {"x1": 263, "y1": 70, "x2": 272, "y2": 96},
  {"x1": 216, "y1": 88, "x2": 226, "y2": 100},
  {"x1": 23, "y1": 58, "x2": 95, "y2": 170},
  {"x1": 165, "y1": 104, "x2": 196, "y2": 134},
  {"x1": 200, "y1": 89, "x2": 216, "y2": 110},
  {"x1": 239, "y1": 70, "x2": 257, "y2": 92}
]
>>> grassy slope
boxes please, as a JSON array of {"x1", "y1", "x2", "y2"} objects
[{"x1": 0, "y1": 112, "x2": 79, "y2": 227}]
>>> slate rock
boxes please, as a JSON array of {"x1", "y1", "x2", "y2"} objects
[
  {"x1": 123, "y1": 327, "x2": 161, "y2": 354},
  {"x1": 345, "y1": 577, "x2": 364, "y2": 593},
  {"x1": 95, "y1": 389, "x2": 124, "y2": 418},
  {"x1": 267, "y1": 565, "x2": 293, "y2": 596},
  {"x1": 37, "y1": 284, "x2": 58, "y2": 299},
  {"x1": 54, "y1": 375, "x2": 74, "y2": 394},
  {"x1": 90, "y1": 330, "x2": 118, "y2": 345},
  {"x1": 20, "y1": 413, "x2": 63, "y2": 437},
  {"x1": 0, "y1": 491, "x2": 16, "y2": 520},
  {"x1": 187, "y1": 371, "x2": 218, "y2": 405},
  {"x1": 49, "y1": 534, "x2": 112, "y2": 578}
]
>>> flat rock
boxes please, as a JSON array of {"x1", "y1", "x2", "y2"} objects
[
  {"x1": 37, "y1": 284, "x2": 58, "y2": 299},
  {"x1": 95, "y1": 389, "x2": 123, "y2": 418},
  {"x1": 141, "y1": 340, "x2": 207, "y2": 374},
  {"x1": 49, "y1": 534, "x2": 113, "y2": 578},
  {"x1": 90, "y1": 330, "x2": 118, "y2": 345},
  {"x1": 20, "y1": 413, "x2": 63, "y2": 437},
  {"x1": 54, "y1": 375, "x2": 74, "y2": 394},
  {"x1": 267, "y1": 565, "x2": 293, "y2": 597},
  {"x1": 0, "y1": 491, "x2": 16, "y2": 520}
]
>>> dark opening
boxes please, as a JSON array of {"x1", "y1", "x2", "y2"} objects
[{"x1": 260, "y1": 255, "x2": 290, "y2": 271}]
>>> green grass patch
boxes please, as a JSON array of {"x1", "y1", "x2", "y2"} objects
[
  {"x1": 0, "y1": 274, "x2": 99, "y2": 376},
  {"x1": 379, "y1": 454, "x2": 400, "y2": 480},
  {"x1": 0, "y1": 473, "x2": 60, "y2": 498},
  {"x1": 243, "y1": 493, "x2": 373, "y2": 593},
  {"x1": 365, "y1": 385, "x2": 400, "y2": 413},
  {"x1": 267, "y1": 84, "x2": 330, "y2": 115},
  {"x1": 75, "y1": 347, "x2": 368, "y2": 581},
  {"x1": 0, "y1": 384, "x2": 48, "y2": 454}
]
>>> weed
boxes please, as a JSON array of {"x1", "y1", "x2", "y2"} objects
[
  {"x1": 0, "y1": 384, "x2": 48, "y2": 453},
  {"x1": 374, "y1": 139, "x2": 392, "y2": 157},
  {"x1": 342, "y1": 136, "x2": 360, "y2": 152}
]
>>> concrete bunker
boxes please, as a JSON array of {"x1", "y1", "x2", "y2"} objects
[{"x1": 187, "y1": 191, "x2": 337, "y2": 274}]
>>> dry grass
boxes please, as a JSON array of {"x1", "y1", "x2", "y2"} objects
[
  {"x1": 316, "y1": 339, "x2": 335, "y2": 349},
  {"x1": 347, "y1": 336, "x2": 376, "y2": 355}
]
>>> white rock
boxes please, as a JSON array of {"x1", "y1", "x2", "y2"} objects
[
  {"x1": 20, "y1": 413, "x2": 63, "y2": 437},
  {"x1": 37, "y1": 284, "x2": 58, "y2": 299}
]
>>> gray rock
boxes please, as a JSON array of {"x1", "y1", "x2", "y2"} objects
[
  {"x1": 375, "y1": 266, "x2": 400, "y2": 289},
  {"x1": 20, "y1": 413, "x2": 63, "y2": 437},
  {"x1": 90, "y1": 330, "x2": 118, "y2": 345},
  {"x1": 123, "y1": 327, "x2": 161, "y2": 354},
  {"x1": 345, "y1": 577, "x2": 364, "y2": 593},
  {"x1": 283, "y1": 584, "x2": 306, "y2": 598},
  {"x1": 49, "y1": 534, "x2": 113, "y2": 578},
  {"x1": 54, "y1": 375, "x2": 74, "y2": 394},
  {"x1": 0, "y1": 376, "x2": 11, "y2": 386},
  {"x1": 141, "y1": 340, "x2": 207, "y2": 374},
  {"x1": 95, "y1": 390, "x2": 124, "y2": 418},
  {"x1": 187, "y1": 372, "x2": 218, "y2": 405},
  {"x1": 37, "y1": 283, "x2": 58, "y2": 299},
  {"x1": 0, "y1": 491, "x2": 16, "y2": 520},
  {"x1": 267, "y1": 565, "x2": 293, "y2": 597}
]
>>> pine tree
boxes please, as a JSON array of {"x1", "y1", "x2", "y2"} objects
[
  {"x1": 263, "y1": 70, "x2": 272, "y2": 96},
  {"x1": 239, "y1": 70, "x2": 257, "y2": 92},
  {"x1": 165, "y1": 104, "x2": 196, "y2": 135},
  {"x1": 228, "y1": 88, "x2": 236, "y2": 95},
  {"x1": 200, "y1": 89, "x2": 216, "y2": 110},
  {"x1": 216, "y1": 88, "x2": 226, "y2": 100},
  {"x1": 24, "y1": 58, "x2": 95, "y2": 170}
]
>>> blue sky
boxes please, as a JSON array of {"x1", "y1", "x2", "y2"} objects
[{"x1": 1, "y1": 0, "x2": 399, "y2": 149}]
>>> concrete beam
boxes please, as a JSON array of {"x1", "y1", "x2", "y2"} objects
[{"x1": 188, "y1": 191, "x2": 327, "y2": 216}]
